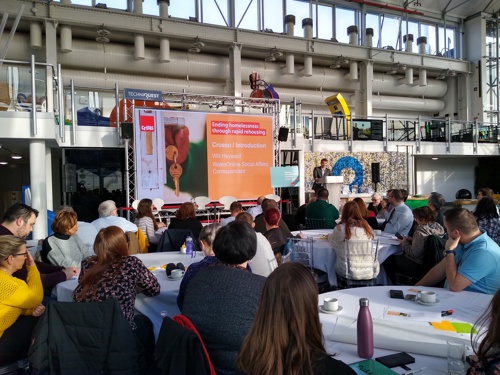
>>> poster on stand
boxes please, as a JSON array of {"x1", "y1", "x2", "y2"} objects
[{"x1": 134, "y1": 109, "x2": 274, "y2": 203}]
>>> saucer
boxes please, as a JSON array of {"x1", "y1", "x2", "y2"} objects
[
  {"x1": 417, "y1": 298, "x2": 440, "y2": 306},
  {"x1": 319, "y1": 305, "x2": 343, "y2": 314},
  {"x1": 167, "y1": 274, "x2": 184, "y2": 281}
]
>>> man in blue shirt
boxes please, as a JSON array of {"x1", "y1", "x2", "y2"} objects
[
  {"x1": 416, "y1": 208, "x2": 500, "y2": 294},
  {"x1": 382, "y1": 189, "x2": 413, "y2": 236}
]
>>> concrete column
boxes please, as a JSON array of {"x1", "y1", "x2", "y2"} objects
[
  {"x1": 228, "y1": 43, "x2": 242, "y2": 98},
  {"x1": 30, "y1": 140, "x2": 47, "y2": 239}
]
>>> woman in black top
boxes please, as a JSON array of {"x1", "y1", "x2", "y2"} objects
[
  {"x1": 168, "y1": 202, "x2": 203, "y2": 240},
  {"x1": 237, "y1": 262, "x2": 355, "y2": 375}
]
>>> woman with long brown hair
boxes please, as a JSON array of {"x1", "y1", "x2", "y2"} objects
[
  {"x1": 328, "y1": 201, "x2": 378, "y2": 280},
  {"x1": 168, "y1": 202, "x2": 203, "y2": 239},
  {"x1": 353, "y1": 197, "x2": 379, "y2": 230},
  {"x1": 468, "y1": 288, "x2": 500, "y2": 373},
  {"x1": 73, "y1": 226, "x2": 160, "y2": 371},
  {"x1": 134, "y1": 198, "x2": 166, "y2": 252},
  {"x1": 236, "y1": 262, "x2": 354, "y2": 375}
]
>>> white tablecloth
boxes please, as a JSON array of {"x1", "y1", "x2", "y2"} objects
[
  {"x1": 52, "y1": 252, "x2": 203, "y2": 339},
  {"x1": 319, "y1": 286, "x2": 492, "y2": 374},
  {"x1": 291, "y1": 229, "x2": 402, "y2": 286}
]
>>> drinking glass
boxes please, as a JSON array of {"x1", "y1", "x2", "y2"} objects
[{"x1": 447, "y1": 340, "x2": 465, "y2": 375}]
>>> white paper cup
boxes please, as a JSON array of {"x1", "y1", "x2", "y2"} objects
[
  {"x1": 417, "y1": 291, "x2": 436, "y2": 303},
  {"x1": 324, "y1": 298, "x2": 339, "y2": 311}
]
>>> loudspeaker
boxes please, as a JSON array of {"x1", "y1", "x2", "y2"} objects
[
  {"x1": 278, "y1": 127, "x2": 289, "y2": 142},
  {"x1": 121, "y1": 122, "x2": 134, "y2": 139},
  {"x1": 64, "y1": 163, "x2": 77, "y2": 192},
  {"x1": 371, "y1": 163, "x2": 380, "y2": 184}
]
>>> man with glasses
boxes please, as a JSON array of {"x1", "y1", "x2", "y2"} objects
[
  {"x1": 92, "y1": 200, "x2": 138, "y2": 233},
  {"x1": 381, "y1": 189, "x2": 413, "y2": 236},
  {"x1": 0, "y1": 203, "x2": 75, "y2": 290}
]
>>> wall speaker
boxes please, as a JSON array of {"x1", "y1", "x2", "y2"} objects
[
  {"x1": 371, "y1": 162, "x2": 380, "y2": 184},
  {"x1": 278, "y1": 127, "x2": 289, "y2": 142},
  {"x1": 121, "y1": 122, "x2": 134, "y2": 139},
  {"x1": 63, "y1": 163, "x2": 77, "y2": 192}
]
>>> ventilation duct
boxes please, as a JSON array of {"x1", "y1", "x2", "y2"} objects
[
  {"x1": 282, "y1": 15, "x2": 295, "y2": 75},
  {"x1": 60, "y1": 25, "x2": 72, "y2": 53},
  {"x1": 416, "y1": 36, "x2": 427, "y2": 86},
  {"x1": 346, "y1": 26, "x2": 358, "y2": 80},
  {"x1": 365, "y1": 28, "x2": 373, "y2": 47},
  {"x1": 134, "y1": 34, "x2": 145, "y2": 60},
  {"x1": 400, "y1": 34, "x2": 413, "y2": 85},
  {"x1": 30, "y1": 22, "x2": 42, "y2": 49},
  {"x1": 160, "y1": 38, "x2": 170, "y2": 62},
  {"x1": 301, "y1": 18, "x2": 313, "y2": 77}
]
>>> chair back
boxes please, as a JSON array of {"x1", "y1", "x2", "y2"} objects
[
  {"x1": 155, "y1": 315, "x2": 215, "y2": 375},
  {"x1": 194, "y1": 196, "x2": 212, "y2": 210},
  {"x1": 286, "y1": 237, "x2": 314, "y2": 269},
  {"x1": 218, "y1": 196, "x2": 237, "y2": 210},
  {"x1": 29, "y1": 299, "x2": 139, "y2": 375},
  {"x1": 152, "y1": 198, "x2": 165, "y2": 220},
  {"x1": 265, "y1": 193, "x2": 281, "y2": 202},
  {"x1": 157, "y1": 229, "x2": 198, "y2": 252},
  {"x1": 132, "y1": 199, "x2": 140, "y2": 211},
  {"x1": 337, "y1": 239, "x2": 379, "y2": 289},
  {"x1": 305, "y1": 217, "x2": 326, "y2": 229}
]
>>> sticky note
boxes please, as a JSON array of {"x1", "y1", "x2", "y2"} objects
[
  {"x1": 431, "y1": 320, "x2": 456, "y2": 332},
  {"x1": 451, "y1": 322, "x2": 478, "y2": 334}
]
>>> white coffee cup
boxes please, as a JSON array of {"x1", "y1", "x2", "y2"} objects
[
  {"x1": 324, "y1": 298, "x2": 339, "y2": 311},
  {"x1": 417, "y1": 291, "x2": 436, "y2": 303},
  {"x1": 171, "y1": 269, "x2": 184, "y2": 278},
  {"x1": 374, "y1": 229, "x2": 382, "y2": 236}
]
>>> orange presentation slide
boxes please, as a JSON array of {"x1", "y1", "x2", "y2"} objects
[{"x1": 206, "y1": 113, "x2": 274, "y2": 199}]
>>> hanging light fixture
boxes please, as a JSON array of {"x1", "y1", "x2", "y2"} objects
[{"x1": 188, "y1": 37, "x2": 205, "y2": 53}]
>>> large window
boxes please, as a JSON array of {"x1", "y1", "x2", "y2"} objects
[
  {"x1": 263, "y1": 0, "x2": 283, "y2": 32},
  {"x1": 286, "y1": 0, "x2": 310, "y2": 27},
  {"x1": 335, "y1": 7, "x2": 356, "y2": 43},
  {"x1": 314, "y1": 4, "x2": 333, "y2": 40},
  {"x1": 235, "y1": 0, "x2": 258, "y2": 30},
  {"x1": 405, "y1": 21, "x2": 419, "y2": 52},
  {"x1": 380, "y1": 14, "x2": 401, "y2": 49},
  {"x1": 438, "y1": 26, "x2": 456, "y2": 58},
  {"x1": 365, "y1": 13, "x2": 380, "y2": 47},
  {"x1": 421, "y1": 23, "x2": 437, "y2": 54},
  {"x1": 169, "y1": 0, "x2": 196, "y2": 19},
  {"x1": 201, "y1": 0, "x2": 229, "y2": 26}
]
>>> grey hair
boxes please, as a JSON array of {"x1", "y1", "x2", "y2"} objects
[
  {"x1": 428, "y1": 192, "x2": 446, "y2": 210},
  {"x1": 371, "y1": 193, "x2": 381, "y2": 200},
  {"x1": 199, "y1": 223, "x2": 221, "y2": 250},
  {"x1": 98, "y1": 200, "x2": 117, "y2": 217}
]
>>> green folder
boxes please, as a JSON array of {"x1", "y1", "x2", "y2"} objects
[{"x1": 350, "y1": 359, "x2": 399, "y2": 375}]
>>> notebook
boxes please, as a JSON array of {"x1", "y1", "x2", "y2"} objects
[{"x1": 350, "y1": 359, "x2": 399, "y2": 375}]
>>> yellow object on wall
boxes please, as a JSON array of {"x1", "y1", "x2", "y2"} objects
[{"x1": 324, "y1": 93, "x2": 351, "y2": 137}]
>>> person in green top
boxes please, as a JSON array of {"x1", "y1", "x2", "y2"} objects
[{"x1": 305, "y1": 188, "x2": 339, "y2": 229}]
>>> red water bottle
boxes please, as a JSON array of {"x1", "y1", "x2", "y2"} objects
[{"x1": 357, "y1": 298, "x2": 374, "y2": 358}]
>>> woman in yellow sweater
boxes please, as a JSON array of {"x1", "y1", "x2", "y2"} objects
[{"x1": 0, "y1": 235, "x2": 44, "y2": 365}]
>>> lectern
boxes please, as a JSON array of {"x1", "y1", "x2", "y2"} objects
[{"x1": 317, "y1": 175, "x2": 344, "y2": 208}]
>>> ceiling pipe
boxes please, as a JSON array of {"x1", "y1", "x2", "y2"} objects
[
  {"x1": 400, "y1": 34, "x2": 413, "y2": 85},
  {"x1": 282, "y1": 15, "x2": 295, "y2": 75},
  {"x1": 301, "y1": 18, "x2": 313, "y2": 77},
  {"x1": 60, "y1": 25, "x2": 72, "y2": 53},
  {"x1": 159, "y1": 38, "x2": 170, "y2": 62},
  {"x1": 348, "y1": 0, "x2": 424, "y2": 16},
  {"x1": 346, "y1": 25, "x2": 358, "y2": 80},
  {"x1": 30, "y1": 22, "x2": 42, "y2": 49},
  {"x1": 416, "y1": 36, "x2": 428, "y2": 86},
  {"x1": 134, "y1": 34, "x2": 145, "y2": 60}
]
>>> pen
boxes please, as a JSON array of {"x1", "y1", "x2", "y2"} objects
[{"x1": 402, "y1": 367, "x2": 427, "y2": 375}]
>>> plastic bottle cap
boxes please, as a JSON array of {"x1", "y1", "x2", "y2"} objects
[{"x1": 359, "y1": 298, "x2": 369, "y2": 306}]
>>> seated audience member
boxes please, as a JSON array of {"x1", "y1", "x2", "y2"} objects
[
  {"x1": 246, "y1": 196, "x2": 266, "y2": 219},
  {"x1": 56, "y1": 205, "x2": 98, "y2": 251},
  {"x1": 295, "y1": 194, "x2": 317, "y2": 227},
  {"x1": 305, "y1": 188, "x2": 339, "y2": 229},
  {"x1": 237, "y1": 262, "x2": 355, "y2": 375},
  {"x1": 236, "y1": 211, "x2": 277, "y2": 277},
  {"x1": 264, "y1": 208, "x2": 304, "y2": 265},
  {"x1": 474, "y1": 197, "x2": 500, "y2": 246},
  {"x1": 182, "y1": 221, "x2": 266, "y2": 375},
  {"x1": 380, "y1": 189, "x2": 413, "y2": 236},
  {"x1": 41, "y1": 210, "x2": 93, "y2": 269},
  {"x1": 385, "y1": 206, "x2": 445, "y2": 283},
  {"x1": 92, "y1": 200, "x2": 138, "y2": 233},
  {"x1": 134, "y1": 198, "x2": 166, "y2": 252},
  {"x1": 177, "y1": 223, "x2": 221, "y2": 310},
  {"x1": 254, "y1": 199, "x2": 292, "y2": 236},
  {"x1": 220, "y1": 201, "x2": 243, "y2": 226},
  {"x1": 168, "y1": 202, "x2": 203, "y2": 240},
  {"x1": 0, "y1": 236, "x2": 45, "y2": 365},
  {"x1": 353, "y1": 197, "x2": 379, "y2": 230},
  {"x1": 468, "y1": 288, "x2": 500, "y2": 374},
  {"x1": 416, "y1": 208, "x2": 500, "y2": 294},
  {"x1": 73, "y1": 226, "x2": 160, "y2": 370},
  {"x1": 0, "y1": 203, "x2": 75, "y2": 291},
  {"x1": 428, "y1": 191, "x2": 446, "y2": 227},
  {"x1": 376, "y1": 197, "x2": 389, "y2": 219},
  {"x1": 477, "y1": 187, "x2": 495, "y2": 201},
  {"x1": 367, "y1": 193, "x2": 383, "y2": 215},
  {"x1": 328, "y1": 201, "x2": 377, "y2": 280}
]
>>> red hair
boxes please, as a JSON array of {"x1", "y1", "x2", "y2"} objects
[
  {"x1": 264, "y1": 207, "x2": 281, "y2": 226},
  {"x1": 339, "y1": 201, "x2": 373, "y2": 240}
]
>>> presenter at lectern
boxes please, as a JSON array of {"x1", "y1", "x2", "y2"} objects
[{"x1": 312, "y1": 158, "x2": 331, "y2": 193}]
